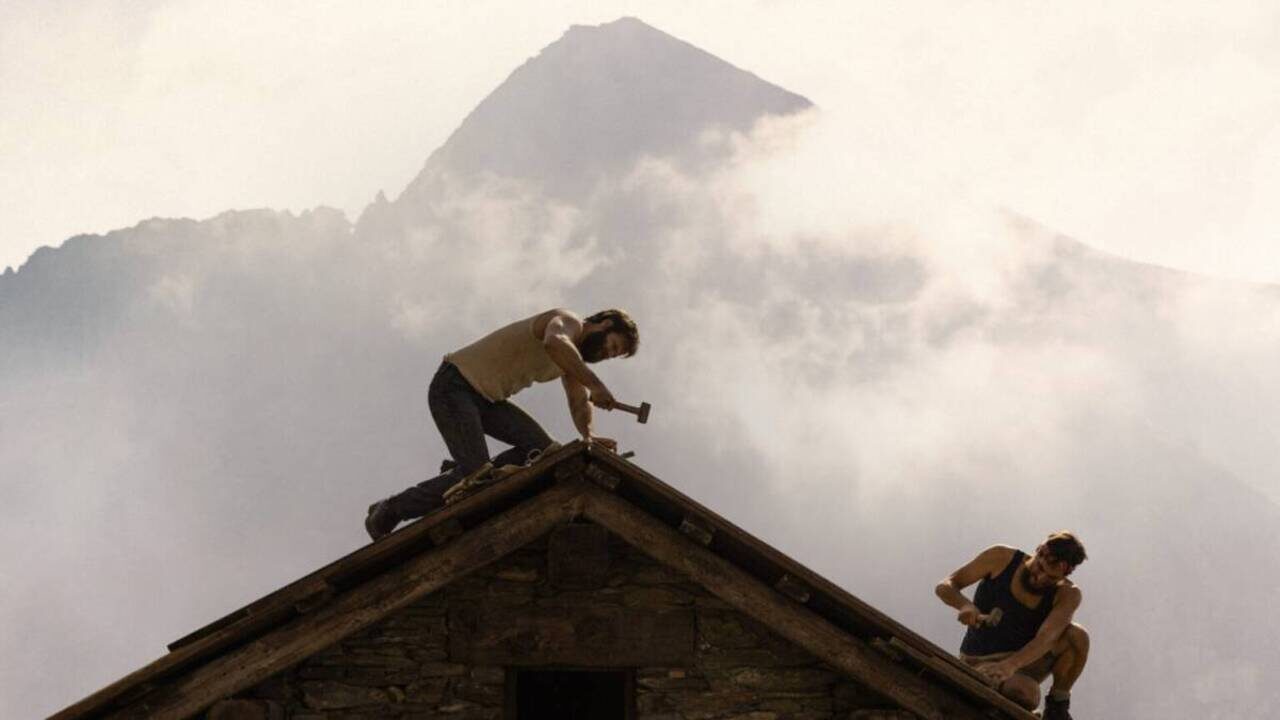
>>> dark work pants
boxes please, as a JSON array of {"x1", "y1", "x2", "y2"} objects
[{"x1": 386, "y1": 361, "x2": 554, "y2": 520}]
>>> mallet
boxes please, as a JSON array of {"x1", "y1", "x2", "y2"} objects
[
  {"x1": 976, "y1": 607, "x2": 1003, "y2": 628},
  {"x1": 612, "y1": 400, "x2": 651, "y2": 424}
]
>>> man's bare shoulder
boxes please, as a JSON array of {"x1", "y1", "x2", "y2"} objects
[
  {"x1": 533, "y1": 308, "x2": 583, "y2": 340},
  {"x1": 945, "y1": 544, "x2": 1016, "y2": 587},
  {"x1": 542, "y1": 307, "x2": 580, "y2": 319},
  {"x1": 972, "y1": 544, "x2": 1017, "y2": 575},
  {"x1": 979, "y1": 544, "x2": 1019, "y2": 562}
]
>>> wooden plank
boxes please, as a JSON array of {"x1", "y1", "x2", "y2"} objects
[
  {"x1": 585, "y1": 445, "x2": 999, "y2": 692},
  {"x1": 449, "y1": 604, "x2": 695, "y2": 666},
  {"x1": 889, "y1": 637, "x2": 991, "y2": 687},
  {"x1": 554, "y1": 453, "x2": 587, "y2": 481},
  {"x1": 102, "y1": 480, "x2": 589, "y2": 720},
  {"x1": 775, "y1": 573, "x2": 812, "y2": 604},
  {"x1": 871, "y1": 637, "x2": 907, "y2": 662},
  {"x1": 292, "y1": 580, "x2": 335, "y2": 614},
  {"x1": 201, "y1": 442, "x2": 586, "y2": 643},
  {"x1": 578, "y1": 486, "x2": 990, "y2": 720},
  {"x1": 166, "y1": 575, "x2": 330, "y2": 652},
  {"x1": 426, "y1": 517, "x2": 464, "y2": 546},
  {"x1": 583, "y1": 462, "x2": 621, "y2": 490},
  {"x1": 887, "y1": 638, "x2": 1036, "y2": 720},
  {"x1": 54, "y1": 574, "x2": 327, "y2": 720},
  {"x1": 55, "y1": 442, "x2": 589, "y2": 720},
  {"x1": 678, "y1": 515, "x2": 714, "y2": 545}
]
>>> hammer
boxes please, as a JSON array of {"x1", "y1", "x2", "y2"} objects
[
  {"x1": 975, "y1": 607, "x2": 1003, "y2": 628},
  {"x1": 612, "y1": 400, "x2": 651, "y2": 424}
]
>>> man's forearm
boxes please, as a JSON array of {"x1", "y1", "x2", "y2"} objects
[
  {"x1": 936, "y1": 582, "x2": 977, "y2": 611},
  {"x1": 570, "y1": 400, "x2": 594, "y2": 439}
]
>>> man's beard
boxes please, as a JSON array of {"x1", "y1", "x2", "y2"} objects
[
  {"x1": 1020, "y1": 564, "x2": 1050, "y2": 593},
  {"x1": 578, "y1": 329, "x2": 610, "y2": 363}
]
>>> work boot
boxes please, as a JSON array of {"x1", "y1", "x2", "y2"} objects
[
  {"x1": 489, "y1": 463, "x2": 525, "y2": 482},
  {"x1": 365, "y1": 499, "x2": 399, "y2": 541},
  {"x1": 526, "y1": 441, "x2": 563, "y2": 464},
  {"x1": 1041, "y1": 696, "x2": 1072, "y2": 720},
  {"x1": 442, "y1": 462, "x2": 494, "y2": 505}
]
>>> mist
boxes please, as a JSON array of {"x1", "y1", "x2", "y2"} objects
[{"x1": 5, "y1": 17, "x2": 1280, "y2": 720}]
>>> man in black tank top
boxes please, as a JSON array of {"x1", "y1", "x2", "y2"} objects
[{"x1": 935, "y1": 532, "x2": 1090, "y2": 720}]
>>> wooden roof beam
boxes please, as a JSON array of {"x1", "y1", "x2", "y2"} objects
[
  {"x1": 578, "y1": 485, "x2": 996, "y2": 720},
  {"x1": 678, "y1": 515, "x2": 715, "y2": 546},
  {"x1": 101, "y1": 480, "x2": 589, "y2": 720},
  {"x1": 775, "y1": 573, "x2": 812, "y2": 604}
]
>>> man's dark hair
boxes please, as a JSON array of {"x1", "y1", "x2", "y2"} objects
[
  {"x1": 1044, "y1": 531, "x2": 1087, "y2": 570},
  {"x1": 585, "y1": 309, "x2": 639, "y2": 357}
]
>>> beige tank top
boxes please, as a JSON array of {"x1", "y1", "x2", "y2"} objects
[{"x1": 445, "y1": 314, "x2": 565, "y2": 402}]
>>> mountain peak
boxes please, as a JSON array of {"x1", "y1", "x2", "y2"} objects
[
  {"x1": 395, "y1": 17, "x2": 811, "y2": 204},
  {"x1": 564, "y1": 15, "x2": 650, "y2": 34}
]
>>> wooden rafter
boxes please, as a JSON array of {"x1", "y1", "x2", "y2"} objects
[
  {"x1": 102, "y1": 480, "x2": 588, "y2": 720},
  {"x1": 53, "y1": 444, "x2": 1036, "y2": 720},
  {"x1": 578, "y1": 484, "x2": 998, "y2": 720}
]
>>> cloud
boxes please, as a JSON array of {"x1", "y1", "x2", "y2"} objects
[
  {"x1": 8, "y1": 48, "x2": 1280, "y2": 720},
  {"x1": 147, "y1": 273, "x2": 197, "y2": 318},
  {"x1": 551, "y1": 110, "x2": 1280, "y2": 717},
  {"x1": 8, "y1": 1, "x2": 1280, "y2": 281}
]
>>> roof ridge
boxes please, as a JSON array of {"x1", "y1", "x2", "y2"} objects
[{"x1": 54, "y1": 443, "x2": 1035, "y2": 720}]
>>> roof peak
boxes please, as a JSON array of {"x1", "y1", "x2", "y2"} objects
[{"x1": 53, "y1": 443, "x2": 1033, "y2": 720}]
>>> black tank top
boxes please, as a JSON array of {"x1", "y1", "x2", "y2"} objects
[{"x1": 960, "y1": 550, "x2": 1057, "y2": 656}]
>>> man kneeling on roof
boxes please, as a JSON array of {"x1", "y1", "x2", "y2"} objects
[
  {"x1": 935, "y1": 531, "x2": 1090, "y2": 720},
  {"x1": 365, "y1": 308, "x2": 639, "y2": 540}
]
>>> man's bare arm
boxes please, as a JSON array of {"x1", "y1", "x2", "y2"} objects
[
  {"x1": 541, "y1": 311, "x2": 614, "y2": 408},
  {"x1": 562, "y1": 375, "x2": 594, "y2": 440},
  {"x1": 936, "y1": 545, "x2": 1013, "y2": 626}
]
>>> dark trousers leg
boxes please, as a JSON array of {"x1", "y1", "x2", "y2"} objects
[
  {"x1": 481, "y1": 398, "x2": 555, "y2": 465},
  {"x1": 386, "y1": 363, "x2": 554, "y2": 520}
]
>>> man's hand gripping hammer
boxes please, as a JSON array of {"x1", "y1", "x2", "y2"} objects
[{"x1": 612, "y1": 401, "x2": 651, "y2": 424}]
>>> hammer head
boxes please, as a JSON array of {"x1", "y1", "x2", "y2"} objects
[
  {"x1": 636, "y1": 401, "x2": 651, "y2": 424},
  {"x1": 979, "y1": 607, "x2": 1003, "y2": 627}
]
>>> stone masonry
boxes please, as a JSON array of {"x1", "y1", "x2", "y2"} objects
[{"x1": 214, "y1": 523, "x2": 917, "y2": 719}]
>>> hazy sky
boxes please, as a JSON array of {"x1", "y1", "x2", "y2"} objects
[
  {"x1": 3, "y1": 0, "x2": 1280, "y2": 282},
  {"x1": 6, "y1": 5, "x2": 1280, "y2": 719}
]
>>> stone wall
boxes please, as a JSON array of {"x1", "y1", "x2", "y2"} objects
[{"x1": 217, "y1": 523, "x2": 916, "y2": 719}]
